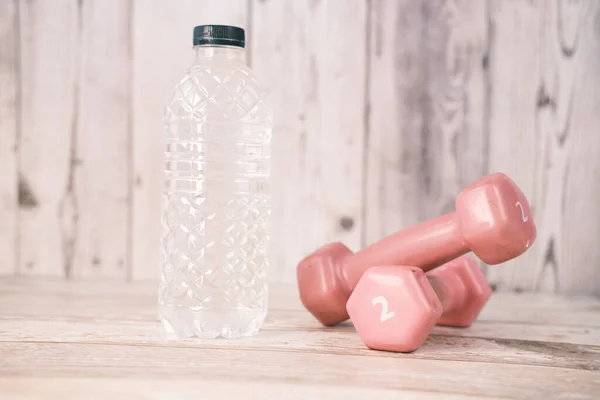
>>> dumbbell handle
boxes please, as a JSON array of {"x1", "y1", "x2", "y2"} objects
[
  {"x1": 344, "y1": 212, "x2": 466, "y2": 290},
  {"x1": 426, "y1": 273, "x2": 467, "y2": 314}
]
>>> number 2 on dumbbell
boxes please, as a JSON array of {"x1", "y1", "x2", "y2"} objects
[
  {"x1": 372, "y1": 296, "x2": 396, "y2": 322},
  {"x1": 515, "y1": 201, "x2": 528, "y2": 222}
]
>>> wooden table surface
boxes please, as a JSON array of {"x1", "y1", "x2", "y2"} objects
[{"x1": 0, "y1": 277, "x2": 599, "y2": 399}]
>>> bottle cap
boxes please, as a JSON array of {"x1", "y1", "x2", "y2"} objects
[{"x1": 193, "y1": 25, "x2": 245, "y2": 48}]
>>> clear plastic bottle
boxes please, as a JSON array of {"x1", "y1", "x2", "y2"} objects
[{"x1": 159, "y1": 25, "x2": 272, "y2": 339}]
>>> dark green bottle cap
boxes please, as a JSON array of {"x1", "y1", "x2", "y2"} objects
[{"x1": 193, "y1": 25, "x2": 245, "y2": 48}]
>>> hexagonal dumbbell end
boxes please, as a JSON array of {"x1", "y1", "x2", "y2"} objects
[
  {"x1": 296, "y1": 242, "x2": 354, "y2": 326},
  {"x1": 427, "y1": 255, "x2": 492, "y2": 327},
  {"x1": 346, "y1": 266, "x2": 443, "y2": 353},
  {"x1": 457, "y1": 172, "x2": 537, "y2": 265}
]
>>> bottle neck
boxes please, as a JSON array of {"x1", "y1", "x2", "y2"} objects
[{"x1": 193, "y1": 45, "x2": 245, "y2": 63}]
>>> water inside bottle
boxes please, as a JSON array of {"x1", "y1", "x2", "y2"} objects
[{"x1": 159, "y1": 28, "x2": 272, "y2": 339}]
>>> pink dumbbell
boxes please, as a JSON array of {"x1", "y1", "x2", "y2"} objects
[
  {"x1": 346, "y1": 255, "x2": 491, "y2": 353},
  {"x1": 297, "y1": 172, "x2": 536, "y2": 326}
]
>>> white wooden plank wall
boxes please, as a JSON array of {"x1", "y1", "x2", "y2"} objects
[
  {"x1": 0, "y1": 0, "x2": 18, "y2": 275},
  {"x1": 486, "y1": 0, "x2": 600, "y2": 295},
  {"x1": 252, "y1": 0, "x2": 367, "y2": 283},
  {"x1": 18, "y1": 0, "x2": 79, "y2": 276},
  {"x1": 485, "y1": 0, "x2": 540, "y2": 292},
  {"x1": 74, "y1": 0, "x2": 130, "y2": 279},
  {"x1": 0, "y1": 0, "x2": 598, "y2": 295},
  {"x1": 365, "y1": 0, "x2": 488, "y2": 247}
]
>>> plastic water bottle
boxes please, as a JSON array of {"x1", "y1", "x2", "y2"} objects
[{"x1": 159, "y1": 25, "x2": 272, "y2": 338}]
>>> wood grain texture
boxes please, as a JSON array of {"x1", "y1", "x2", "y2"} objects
[
  {"x1": 0, "y1": 277, "x2": 599, "y2": 399},
  {"x1": 0, "y1": 0, "x2": 18, "y2": 275},
  {"x1": 252, "y1": 0, "x2": 368, "y2": 283},
  {"x1": 0, "y1": 378, "x2": 495, "y2": 400},
  {"x1": 485, "y1": 0, "x2": 544, "y2": 293},
  {"x1": 549, "y1": 0, "x2": 600, "y2": 295},
  {"x1": 486, "y1": 0, "x2": 600, "y2": 295},
  {"x1": 2, "y1": 342, "x2": 599, "y2": 399},
  {"x1": 71, "y1": 0, "x2": 131, "y2": 279},
  {"x1": 18, "y1": 0, "x2": 79, "y2": 276},
  {"x1": 131, "y1": 0, "x2": 249, "y2": 281},
  {"x1": 364, "y1": 0, "x2": 487, "y2": 243}
]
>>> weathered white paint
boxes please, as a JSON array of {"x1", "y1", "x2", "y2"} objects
[
  {"x1": 365, "y1": 0, "x2": 487, "y2": 243},
  {"x1": 252, "y1": 0, "x2": 368, "y2": 283},
  {"x1": 0, "y1": 0, "x2": 18, "y2": 275},
  {"x1": 72, "y1": 0, "x2": 130, "y2": 279},
  {"x1": 555, "y1": 0, "x2": 600, "y2": 295},
  {"x1": 18, "y1": 0, "x2": 79, "y2": 276},
  {"x1": 485, "y1": 0, "x2": 542, "y2": 290},
  {"x1": 486, "y1": 0, "x2": 600, "y2": 295}
]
